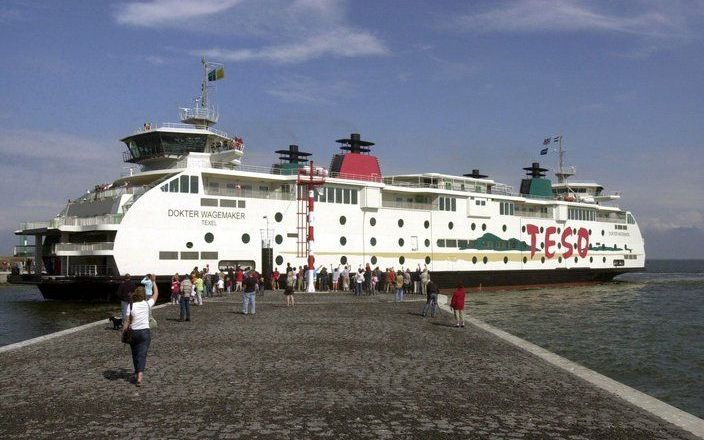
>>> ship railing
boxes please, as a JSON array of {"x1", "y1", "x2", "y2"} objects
[
  {"x1": 53, "y1": 242, "x2": 114, "y2": 253},
  {"x1": 209, "y1": 162, "x2": 384, "y2": 183},
  {"x1": 72, "y1": 185, "x2": 150, "y2": 203},
  {"x1": 204, "y1": 187, "x2": 296, "y2": 201},
  {"x1": 49, "y1": 214, "x2": 123, "y2": 228},
  {"x1": 381, "y1": 200, "x2": 434, "y2": 210},
  {"x1": 20, "y1": 221, "x2": 51, "y2": 231},
  {"x1": 515, "y1": 211, "x2": 554, "y2": 219},
  {"x1": 596, "y1": 215, "x2": 628, "y2": 224},
  {"x1": 131, "y1": 121, "x2": 233, "y2": 140},
  {"x1": 179, "y1": 107, "x2": 219, "y2": 124},
  {"x1": 68, "y1": 265, "x2": 113, "y2": 277}
]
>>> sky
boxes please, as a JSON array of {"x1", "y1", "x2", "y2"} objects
[{"x1": 1, "y1": 0, "x2": 703, "y2": 258}]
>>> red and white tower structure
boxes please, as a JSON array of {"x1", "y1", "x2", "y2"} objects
[{"x1": 297, "y1": 161, "x2": 327, "y2": 292}]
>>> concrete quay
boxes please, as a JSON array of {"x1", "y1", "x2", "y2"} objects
[{"x1": 0, "y1": 292, "x2": 700, "y2": 439}]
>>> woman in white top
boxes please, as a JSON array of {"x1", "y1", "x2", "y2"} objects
[{"x1": 123, "y1": 274, "x2": 158, "y2": 386}]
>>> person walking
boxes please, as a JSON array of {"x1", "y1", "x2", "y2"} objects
[
  {"x1": 284, "y1": 284, "x2": 295, "y2": 306},
  {"x1": 413, "y1": 267, "x2": 421, "y2": 294},
  {"x1": 117, "y1": 274, "x2": 135, "y2": 321},
  {"x1": 194, "y1": 274, "x2": 204, "y2": 306},
  {"x1": 421, "y1": 279, "x2": 439, "y2": 318},
  {"x1": 272, "y1": 268, "x2": 280, "y2": 291},
  {"x1": 235, "y1": 267, "x2": 244, "y2": 292},
  {"x1": 179, "y1": 276, "x2": 192, "y2": 321},
  {"x1": 122, "y1": 275, "x2": 159, "y2": 386},
  {"x1": 287, "y1": 269, "x2": 296, "y2": 292},
  {"x1": 242, "y1": 272, "x2": 257, "y2": 315},
  {"x1": 354, "y1": 269, "x2": 364, "y2": 296},
  {"x1": 204, "y1": 273, "x2": 213, "y2": 298},
  {"x1": 394, "y1": 270, "x2": 405, "y2": 302},
  {"x1": 450, "y1": 282, "x2": 466, "y2": 328},
  {"x1": 421, "y1": 266, "x2": 430, "y2": 296}
]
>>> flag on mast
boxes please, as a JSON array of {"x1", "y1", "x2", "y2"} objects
[
  {"x1": 540, "y1": 148, "x2": 548, "y2": 155},
  {"x1": 553, "y1": 135, "x2": 562, "y2": 144},
  {"x1": 207, "y1": 66, "x2": 225, "y2": 81}
]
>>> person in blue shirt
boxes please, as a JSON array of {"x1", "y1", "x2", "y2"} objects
[{"x1": 141, "y1": 274, "x2": 153, "y2": 299}]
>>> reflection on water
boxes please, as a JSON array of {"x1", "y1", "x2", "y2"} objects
[
  {"x1": 0, "y1": 285, "x2": 119, "y2": 347},
  {"x1": 469, "y1": 260, "x2": 704, "y2": 418}
]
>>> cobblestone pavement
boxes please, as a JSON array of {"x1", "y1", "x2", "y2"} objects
[{"x1": 0, "y1": 292, "x2": 697, "y2": 439}]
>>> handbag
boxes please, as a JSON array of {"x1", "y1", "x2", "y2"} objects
[
  {"x1": 147, "y1": 301, "x2": 157, "y2": 329},
  {"x1": 122, "y1": 303, "x2": 133, "y2": 344}
]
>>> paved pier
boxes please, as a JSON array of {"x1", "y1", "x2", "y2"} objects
[{"x1": 0, "y1": 292, "x2": 699, "y2": 439}]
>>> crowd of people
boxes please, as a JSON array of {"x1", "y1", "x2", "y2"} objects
[{"x1": 116, "y1": 263, "x2": 468, "y2": 387}]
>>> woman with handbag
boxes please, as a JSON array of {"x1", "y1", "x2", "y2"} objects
[{"x1": 122, "y1": 274, "x2": 158, "y2": 386}]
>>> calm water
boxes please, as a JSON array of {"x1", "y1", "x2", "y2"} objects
[
  {"x1": 469, "y1": 259, "x2": 704, "y2": 419},
  {"x1": 1, "y1": 261, "x2": 703, "y2": 418}
]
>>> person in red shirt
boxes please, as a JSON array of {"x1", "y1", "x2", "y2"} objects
[
  {"x1": 450, "y1": 282, "x2": 466, "y2": 328},
  {"x1": 235, "y1": 267, "x2": 244, "y2": 292}
]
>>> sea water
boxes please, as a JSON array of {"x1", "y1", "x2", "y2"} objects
[
  {"x1": 468, "y1": 259, "x2": 704, "y2": 418},
  {"x1": 1, "y1": 260, "x2": 702, "y2": 418}
]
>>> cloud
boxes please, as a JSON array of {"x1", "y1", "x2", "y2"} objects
[
  {"x1": 115, "y1": 0, "x2": 389, "y2": 64},
  {"x1": 450, "y1": 0, "x2": 689, "y2": 38},
  {"x1": 198, "y1": 30, "x2": 387, "y2": 64},
  {"x1": 115, "y1": 0, "x2": 244, "y2": 27},
  {"x1": 0, "y1": 129, "x2": 117, "y2": 163},
  {"x1": 265, "y1": 75, "x2": 352, "y2": 104}
]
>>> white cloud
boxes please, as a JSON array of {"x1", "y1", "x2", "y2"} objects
[
  {"x1": 265, "y1": 75, "x2": 352, "y2": 104},
  {"x1": 0, "y1": 129, "x2": 116, "y2": 162},
  {"x1": 115, "y1": 0, "x2": 389, "y2": 64},
  {"x1": 115, "y1": 0, "x2": 243, "y2": 27},
  {"x1": 451, "y1": 0, "x2": 688, "y2": 37},
  {"x1": 198, "y1": 30, "x2": 387, "y2": 64}
]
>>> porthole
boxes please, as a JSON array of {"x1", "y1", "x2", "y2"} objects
[
  {"x1": 540, "y1": 242, "x2": 544, "y2": 249},
  {"x1": 601, "y1": 230, "x2": 605, "y2": 236},
  {"x1": 424, "y1": 220, "x2": 430, "y2": 229},
  {"x1": 370, "y1": 237, "x2": 377, "y2": 246},
  {"x1": 472, "y1": 256, "x2": 477, "y2": 264},
  {"x1": 603, "y1": 257, "x2": 606, "y2": 263},
  {"x1": 339, "y1": 216, "x2": 346, "y2": 225},
  {"x1": 424, "y1": 239, "x2": 430, "y2": 247},
  {"x1": 448, "y1": 222, "x2": 454, "y2": 230},
  {"x1": 241, "y1": 233, "x2": 250, "y2": 244},
  {"x1": 425, "y1": 256, "x2": 431, "y2": 264},
  {"x1": 539, "y1": 226, "x2": 544, "y2": 233},
  {"x1": 523, "y1": 257, "x2": 528, "y2": 264},
  {"x1": 557, "y1": 228, "x2": 561, "y2": 234},
  {"x1": 371, "y1": 256, "x2": 377, "y2": 265},
  {"x1": 340, "y1": 256, "x2": 347, "y2": 265},
  {"x1": 521, "y1": 225, "x2": 526, "y2": 233},
  {"x1": 370, "y1": 217, "x2": 376, "y2": 226},
  {"x1": 481, "y1": 224, "x2": 486, "y2": 231},
  {"x1": 502, "y1": 225, "x2": 507, "y2": 232},
  {"x1": 573, "y1": 228, "x2": 577, "y2": 234},
  {"x1": 275, "y1": 234, "x2": 283, "y2": 245},
  {"x1": 205, "y1": 233, "x2": 214, "y2": 243},
  {"x1": 340, "y1": 236, "x2": 347, "y2": 246},
  {"x1": 557, "y1": 243, "x2": 562, "y2": 249},
  {"x1": 482, "y1": 256, "x2": 488, "y2": 264},
  {"x1": 503, "y1": 257, "x2": 508, "y2": 264},
  {"x1": 471, "y1": 223, "x2": 476, "y2": 231},
  {"x1": 275, "y1": 256, "x2": 283, "y2": 265},
  {"x1": 588, "y1": 229, "x2": 592, "y2": 236},
  {"x1": 589, "y1": 257, "x2": 593, "y2": 263},
  {"x1": 558, "y1": 257, "x2": 562, "y2": 263},
  {"x1": 541, "y1": 257, "x2": 545, "y2": 263},
  {"x1": 398, "y1": 238, "x2": 404, "y2": 247},
  {"x1": 399, "y1": 256, "x2": 405, "y2": 265},
  {"x1": 574, "y1": 257, "x2": 578, "y2": 263},
  {"x1": 186, "y1": 242, "x2": 193, "y2": 249},
  {"x1": 398, "y1": 219, "x2": 404, "y2": 228},
  {"x1": 274, "y1": 212, "x2": 283, "y2": 222}
]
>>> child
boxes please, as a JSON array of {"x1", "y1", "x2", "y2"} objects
[
  {"x1": 450, "y1": 282, "x2": 466, "y2": 328},
  {"x1": 170, "y1": 276, "x2": 180, "y2": 305},
  {"x1": 284, "y1": 285, "x2": 295, "y2": 306}
]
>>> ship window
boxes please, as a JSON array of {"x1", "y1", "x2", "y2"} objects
[
  {"x1": 523, "y1": 257, "x2": 527, "y2": 264},
  {"x1": 425, "y1": 239, "x2": 430, "y2": 247},
  {"x1": 371, "y1": 256, "x2": 377, "y2": 265},
  {"x1": 340, "y1": 216, "x2": 347, "y2": 225},
  {"x1": 351, "y1": 190, "x2": 358, "y2": 204},
  {"x1": 340, "y1": 236, "x2": 347, "y2": 246},
  {"x1": 398, "y1": 238, "x2": 404, "y2": 247},
  {"x1": 275, "y1": 212, "x2": 283, "y2": 222},
  {"x1": 201, "y1": 251, "x2": 218, "y2": 259},
  {"x1": 242, "y1": 233, "x2": 250, "y2": 244},
  {"x1": 340, "y1": 256, "x2": 347, "y2": 265},
  {"x1": 336, "y1": 188, "x2": 343, "y2": 203},
  {"x1": 180, "y1": 175, "x2": 190, "y2": 193},
  {"x1": 190, "y1": 176, "x2": 199, "y2": 194},
  {"x1": 472, "y1": 256, "x2": 477, "y2": 264},
  {"x1": 317, "y1": 188, "x2": 326, "y2": 203},
  {"x1": 327, "y1": 187, "x2": 335, "y2": 203},
  {"x1": 448, "y1": 222, "x2": 454, "y2": 230},
  {"x1": 159, "y1": 251, "x2": 178, "y2": 260},
  {"x1": 451, "y1": 198, "x2": 456, "y2": 211},
  {"x1": 160, "y1": 184, "x2": 168, "y2": 192},
  {"x1": 398, "y1": 219, "x2": 404, "y2": 228},
  {"x1": 181, "y1": 251, "x2": 199, "y2": 260},
  {"x1": 458, "y1": 239, "x2": 468, "y2": 248},
  {"x1": 439, "y1": 197, "x2": 445, "y2": 210},
  {"x1": 370, "y1": 237, "x2": 376, "y2": 246},
  {"x1": 503, "y1": 257, "x2": 508, "y2": 264},
  {"x1": 471, "y1": 223, "x2": 476, "y2": 231},
  {"x1": 186, "y1": 242, "x2": 193, "y2": 248},
  {"x1": 275, "y1": 235, "x2": 283, "y2": 244},
  {"x1": 204, "y1": 233, "x2": 214, "y2": 243},
  {"x1": 201, "y1": 198, "x2": 218, "y2": 207},
  {"x1": 483, "y1": 256, "x2": 488, "y2": 264},
  {"x1": 343, "y1": 189, "x2": 351, "y2": 204},
  {"x1": 370, "y1": 217, "x2": 376, "y2": 226},
  {"x1": 220, "y1": 199, "x2": 238, "y2": 208},
  {"x1": 437, "y1": 239, "x2": 445, "y2": 248},
  {"x1": 276, "y1": 256, "x2": 283, "y2": 265},
  {"x1": 425, "y1": 256, "x2": 431, "y2": 264},
  {"x1": 169, "y1": 178, "x2": 179, "y2": 193},
  {"x1": 238, "y1": 200, "x2": 245, "y2": 208},
  {"x1": 446, "y1": 239, "x2": 457, "y2": 248},
  {"x1": 399, "y1": 256, "x2": 405, "y2": 265},
  {"x1": 424, "y1": 220, "x2": 430, "y2": 229}
]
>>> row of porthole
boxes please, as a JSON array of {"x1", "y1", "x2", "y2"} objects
[
  {"x1": 274, "y1": 254, "x2": 609, "y2": 266},
  {"x1": 274, "y1": 255, "x2": 434, "y2": 266},
  {"x1": 470, "y1": 256, "x2": 604, "y2": 264}
]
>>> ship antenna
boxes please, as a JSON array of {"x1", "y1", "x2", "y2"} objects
[{"x1": 201, "y1": 56, "x2": 208, "y2": 109}]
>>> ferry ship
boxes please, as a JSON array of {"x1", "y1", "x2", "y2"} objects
[{"x1": 12, "y1": 60, "x2": 645, "y2": 300}]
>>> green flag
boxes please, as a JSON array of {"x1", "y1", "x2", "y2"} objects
[{"x1": 208, "y1": 67, "x2": 224, "y2": 81}]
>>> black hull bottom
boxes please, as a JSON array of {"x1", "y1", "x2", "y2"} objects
[{"x1": 11, "y1": 268, "x2": 641, "y2": 301}]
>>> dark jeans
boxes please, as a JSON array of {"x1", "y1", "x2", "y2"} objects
[
  {"x1": 180, "y1": 297, "x2": 191, "y2": 320},
  {"x1": 130, "y1": 328, "x2": 151, "y2": 373},
  {"x1": 422, "y1": 294, "x2": 438, "y2": 317}
]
